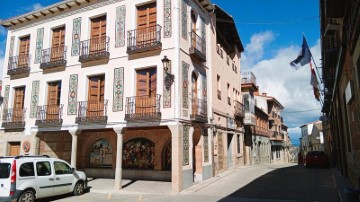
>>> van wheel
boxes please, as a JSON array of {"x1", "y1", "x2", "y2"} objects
[
  {"x1": 73, "y1": 181, "x2": 84, "y2": 196},
  {"x1": 17, "y1": 190, "x2": 35, "y2": 202}
]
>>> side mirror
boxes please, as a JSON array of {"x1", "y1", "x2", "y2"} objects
[{"x1": 71, "y1": 167, "x2": 75, "y2": 173}]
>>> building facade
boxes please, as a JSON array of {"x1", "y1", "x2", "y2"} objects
[{"x1": 0, "y1": 0, "x2": 247, "y2": 192}]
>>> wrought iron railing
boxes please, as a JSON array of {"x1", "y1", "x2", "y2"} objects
[
  {"x1": 79, "y1": 36, "x2": 110, "y2": 62},
  {"x1": 40, "y1": 45, "x2": 67, "y2": 69},
  {"x1": 234, "y1": 100, "x2": 245, "y2": 118},
  {"x1": 76, "y1": 100, "x2": 108, "y2": 123},
  {"x1": 189, "y1": 31, "x2": 206, "y2": 61},
  {"x1": 127, "y1": 25, "x2": 162, "y2": 54},
  {"x1": 125, "y1": 95, "x2": 161, "y2": 120},
  {"x1": 241, "y1": 72, "x2": 256, "y2": 85},
  {"x1": 190, "y1": 98, "x2": 207, "y2": 122},
  {"x1": 2, "y1": 108, "x2": 26, "y2": 128},
  {"x1": 36, "y1": 105, "x2": 64, "y2": 125},
  {"x1": 8, "y1": 54, "x2": 31, "y2": 75}
]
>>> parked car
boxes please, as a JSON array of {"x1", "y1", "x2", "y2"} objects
[
  {"x1": 306, "y1": 151, "x2": 328, "y2": 168},
  {"x1": 0, "y1": 155, "x2": 87, "y2": 202}
]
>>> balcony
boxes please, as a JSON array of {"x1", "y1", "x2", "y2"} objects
[
  {"x1": 189, "y1": 31, "x2": 206, "y2": 62},
  {"x1": 79, "y1": 36, "x2": 110, "y2": 63},
  {"x1": 76, "y1": 100, "x2": 108, "y2": 124},
  {"x1": 40, "y1": 46, "x2": 67, "y2": 70},
  {"x1": 8, "y1": 54, "x2": 31, "y2": 76},
  {"x1": 244, "y1": 112, "x2": 256, "y2": 126},
  {"x1": 241, "y1": 72, "x2": 256, "y2": 85},
  {"x1": 324, "y1": 18, "x2": 342, "y2": 36},
  {"x1": 234, "y1": 100, "x2": 245, "y2": 119},
  {"x1": 2, "y1": 108, "x2": 26, "y2": 128},
  {"x1": 125, "y1": 95, "x2": 161, "y2": 121},
  {"x1": 35, "y1": 105, "x2": 63, "y2": 127},
  {"x1": 127, "y1": 25, "x2": 162, "y2": 54},
  {"x1": 190, "y1": 98, "x2": 207, "y2": 123}
]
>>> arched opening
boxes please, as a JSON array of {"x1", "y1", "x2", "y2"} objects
[
  {"x1": 193, "y1": 127, "x2": 202, "y2": 179},
  {"x1": 89, "y1": 138, "x2": 113, "y2": 167},
  {"x1": 123, "y1": 138, "x2": 155, "y2": 170}
]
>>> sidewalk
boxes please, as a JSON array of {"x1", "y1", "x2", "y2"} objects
[{"x1": 332, "y1": 169, "x2": 359, "y2": 202}]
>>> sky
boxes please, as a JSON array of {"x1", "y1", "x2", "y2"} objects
[{"x1": 0, "y1": 0, "x2": 322, "y2": 146}]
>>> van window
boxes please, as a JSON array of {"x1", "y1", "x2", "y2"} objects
[
  {"x1": 20, "y1": 162, "x2": 35, "y2": 177},
  {"x1": 36, "y1": 161, "x2": 52, "y2": 176},
  {"x1": 0, "y1": 163, "x2": 11, "y2": 178},
  {"x1": 54, "y1": 161, "x2": 72, "y2": 175}
]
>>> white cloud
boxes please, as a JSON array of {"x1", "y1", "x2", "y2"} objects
[
  {"x1": 32, "y1": 3, "x2": 43, "y2": 11},
  {"x1": 22, "y1": 3, "x2": 43, "y2": 12},
  {"x1": 242, "y1": 32, "x2": 322, "y2": 145}
]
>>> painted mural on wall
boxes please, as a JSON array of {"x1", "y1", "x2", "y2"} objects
[
  {"x1": 123, "y1": 138, "x2": 155, "y2": 170},
  {"x1": 90, "y1": 138, "x2": 113, "y2": 167},
  {"x1": 164, "y1": 142, "x2": 172, "y2": 170}
]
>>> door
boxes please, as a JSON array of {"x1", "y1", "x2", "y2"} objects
[
  {"x1": 9, "y1": 142, "x2": 20, "y2": 156},
  {"x1": 137, "y1": 3, "x2": 157, "y2": 46},
  {"x1": 18, "y1": 36, "x2": 30, "y2": 68},
  {"x1": 88, "y1": 75, "x2": 105, "y2": 117},
  {"x1": 51, "y1": 26, "x2": 65, "y2": 61},
  {"x1": 227, "y1": 134, "x2": 233, "y2": 168},
  {"x1": 192, "y1": 72, "x2": 198, "y2": 115},
  {"x1": 191, "y1": 10, "x2": 197, "y2": 48},
  {"x1": 136, "y1": 68, "x2": 157, "y2": 114},
  {"x1": 35, "y1": 160, "x2": 54, "y2": 198},
  {"x1": 193, "y1": 128, "x2": 202, "y2": 179},
  {"x1": 13, "y1": 87, "x2": 25, "y2": 122},
  {"x1": 90, "y1": 16, "x2": 106, "y2": 53},
  {"x1": 53, "y1": 161, "x2": 75, "y2": 194},
  {"x1": 47, "y1": 81, "x2": 61, "y2": 120}
]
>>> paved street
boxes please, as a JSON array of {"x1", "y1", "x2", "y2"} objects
[{"x1": 38, "y1": 163, "x2": 339, "y2": 202}]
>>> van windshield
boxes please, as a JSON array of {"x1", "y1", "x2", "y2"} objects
[{"x1": 0, "y1": 163, "x2": 11, "y2": 178}]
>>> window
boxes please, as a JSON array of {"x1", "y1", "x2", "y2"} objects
[
  {"x1": 227, "y1": 83, "x2": 230, "y2": 105},
  {"x1": 136, "y1": 68, "x2": 157, "y2": 97},
  {"x1": 18, "y1": 36, "x2": 30, "y2": 67},
  {"x1": 20, "y1": 162, "x2": 35, "y2": 177},
  {"x1": 217, "y1": 75, "x2": 221, "y2": 100},
  {"x1": 88, "y1": 75, "x2": 105, "y2": 117},
  {"x1": 51, "y1": 26, "x2": 65, "y2": 61},
  {"x1": 48, "y1": 81, "x2": 61, "y2": 106},
  {"x1": 54, "y1": 161, "x2": 72, "y2": 175},
  {"x1": 138, "y1": 3, "x2": 157, "y2": 29},
  {"x1": 0, "y1": 163, "x2": 11, "y2": 179},
  {"x1": 90, "y1": 16, "x2": 107, "y2": 52},
  {"x1": 237, "y1": 135, "x2": 241, "y2": 153},
  {"x1": 36, "y1": 161, "x2": 52, "y2": 176},
  {"x1": 13, "y1": 87, "x2": 25, "y2": 122}
]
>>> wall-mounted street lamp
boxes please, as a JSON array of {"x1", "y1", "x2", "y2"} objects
[{"x1": 162, "y1": 56, "x2": 174, "y2": 90}]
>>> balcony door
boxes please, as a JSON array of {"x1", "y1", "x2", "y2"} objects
[
  {"x1": 137, "y1": 3, "x2": 157, "y2": 47},
  {"x1": 51, "y1": 27, "x2": 65, "y2": 61},
  {"x1": 13, "y1": 87, "x2": 25, "y2": 122},
  {"x1": 18, "y1": 36, "x2": 30, "y2": 68},
  {"x1": 136, "y1": 68, "x2": 157, "y2": 114},
  {"x1": 47, "y1": 81, "x2": 61, "y2": 120},
  {"x1": 88, "y1": 75, "x2": 105, "y2": 117},
  {"x1": 90, "y1": 16, "x2": 107, "y2": 53},
  {"x1": 191, "y1": 10, "x2": 197, "y2": 48}
]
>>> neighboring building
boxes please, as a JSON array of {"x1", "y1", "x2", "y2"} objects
[
  {"x1": 282, "y1": 124, "x2": 291, "y2": 163},
  {"x1": 0, "y1": 0, "x2": 248, "y2": 192},
  {"x1": 300, "y1": 122, "x2": 314, "y2": 155},
  {"x1": 320, "y1": 0, "x2": 360, "y2": 189},
  {"x1": 309, "y1": 122, "x2": 324, "y2": 151},
  {"x1": 252, "y1": 105, "x2": 270, "y2": 165}
]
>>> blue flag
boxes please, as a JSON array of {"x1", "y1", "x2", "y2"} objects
[{"x1": 290, "y1": 36, "x2": 312, "y2": 70}]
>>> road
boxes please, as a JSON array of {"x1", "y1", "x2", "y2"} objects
[{"x1": 38, "y1": 163, "x2": 339, "y2": 202}]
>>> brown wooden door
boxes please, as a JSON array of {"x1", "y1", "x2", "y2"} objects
[
  {"x1": 136, "y1": 68, "x2": 157, "y2": 114},
  {"x1": 19, "y1": 36, "x2": 30, "y2": 67},
  {"x1": 9, "y1": 142, "x2": 20, "y2": 156},
  {"x1": 90, "y1": 16, "x2": 106, "y2": 53},
  {"x1": 137, "y1": 3, "x2": 157, "y2": 47},
  {"x1": 13, "y1": 87, "x2": 25, "y2": 122},
  {"x1": 191, "y1": 11, "x2": 197, "y2": 48},
  {"x1": 47, "y1": 81, "x2": 61, "y2": 120},
  {"x1": 88, "y1": 75, "x2": 105, "y2": 117},
  {"x1": 192, "y1": 73, "x2": 198, "y2": 115},
  {"x1": 51, "y1": 27, "x2": 65, "y2": 61}
]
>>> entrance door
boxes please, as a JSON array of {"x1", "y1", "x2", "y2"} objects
[
  {"x1": 193, "y1": 127, "x2": 202, "y2": 180},
  {"x1": 227, "y1": 134, "x2": 233, "y2": 168},
  {"x1": 9, "y1": 142, "x2": 20, "y2": 156}
]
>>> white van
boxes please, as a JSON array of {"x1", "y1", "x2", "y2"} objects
[{"x1": 0, "y1": 155, "x2": 87, "y2": 202}]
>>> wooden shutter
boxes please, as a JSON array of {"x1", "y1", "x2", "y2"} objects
[
  {"x1": 13, "y1": 87, "x2": 25, "y2": 122},
  {"x1": 137, "y1": 3, "x2": 157, "y2": 46},
  {"x1": 52, "y1": 27, "x2": 65, "y2": 61},
  {"x1": 88, "y1": 75, "x2": 105, "y2": 117},
  {"x1": 91, "y1": 16, "x2": 107, "y2": 53},
  {"x1": 19, "y1": 36, "x2": 30, "y2": 67},
  {"x1": 136, "y1": 68, "x2": 157, "y2": 113},
  {"x1": 9, "y1": 142, "x2": 20, "y2": 156},
  {"x1": 192, "y1": 74, "x2": 198, "y2": 115},
  {"x1": 47, "y1": 82, "x2": 61, "y2": 120}
]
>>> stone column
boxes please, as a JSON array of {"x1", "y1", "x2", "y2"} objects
[
  {"x1": 168, "y1": 124, "x2": 182, "y2": 193},
  {"x1": 31, "y1": 131, "x2": 40, "y2": 155},
  {"x1": 69, "y1": 129, "x2": 81, "y2": 168},
  {"x1": 114, "y1": 127, "x2": 124, "y2": 190}
]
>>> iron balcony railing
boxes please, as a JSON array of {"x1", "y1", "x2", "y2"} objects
[
  {"x1": 189, "y1": 31, "x2": 206, "y2": 62},
  {"x1": 127, "y1": 25, "x2": 162, "y2": 54},
  {"x1": 35, "y1": 105, "x2": 64, "y2": 125},
  {"x1": 234, "y1": 100, "x2": 245, "y2": 118},
  {"x1": 2, "y1": 108, "x2": 26, "y2": 128},
  {"x1": 190, "y1": 98, "x2": 207, "y2": 122},
  {"x1": 8, "y1": 54, "x2": 31, "y2": 75},
  {"x1": 40, "y1": 45, "x2": 67, "y2": 69},
  {"x1": 79, "y1": 36, "x2": 110, "y2": 62},
  {"x1": 241, "y1": 72, "x2": 256, "y2": 85},
  {"x1": 125, "y1": 94, "x2": 161, "y2": 120},
  {"x1": 76, "y1": 100, "x2": 108, "y2": 123}
]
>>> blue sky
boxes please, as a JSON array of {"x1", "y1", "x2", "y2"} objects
[{"x1": 0, "y1": 0, "x2": 322, "y2": 145}]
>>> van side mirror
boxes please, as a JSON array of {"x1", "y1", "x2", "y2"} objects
[{"x1": 71, "y1": 168, "x2": 75, "y2": 173}]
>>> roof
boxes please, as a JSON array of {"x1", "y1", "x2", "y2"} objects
[
  {"x1": 214, "y1": 5, "x2": 244, "y2": 54},
  {"x1": 1, "y1": 0, "x2": 92, "y2": 28},
  {"x1": 257, "y1": 94, "x2": 284, "y2": 109}
]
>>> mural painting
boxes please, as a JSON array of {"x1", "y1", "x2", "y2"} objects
[
  {"x1": 164, "y1": 142, "x2": 172, "y2": 170},
  {"x1": 90, "y1": 139, "x2": 113, "y2": 167},
  {"x1": 123, "y1": 138, "x2": 155, "y2": 170}
]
